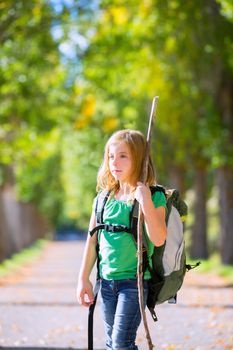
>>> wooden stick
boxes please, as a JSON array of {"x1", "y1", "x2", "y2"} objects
[{"x1": 137, "y1": 96, "x2": 159, "y2": 350}]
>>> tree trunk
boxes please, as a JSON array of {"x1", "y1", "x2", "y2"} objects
[
  {"x1": 190, "y1": 166, "x2": 208, "y2": 259},
  {"x1": 0, "y1": 165, "x2": 52, "y2": 262},
  {"x1": 216, "y1": 71, "x2": 233, "y2": 264},
  {"x1": 217, "y1": 166, "x2": 233, "y2": 264},
  {"x1": 169, "y1": 165, "x2": 186, "y2": 196},
  {"x1": 0, "y1": 192, "x2": 8, "y2": 260}
]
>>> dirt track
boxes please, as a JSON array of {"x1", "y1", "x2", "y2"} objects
[{"x1": 0, "y1": 241, "x2": 232, "y2": 350}]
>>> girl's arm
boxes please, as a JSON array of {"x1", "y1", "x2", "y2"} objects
[
  {"x1": 76, "y1": 210, "x2": 97, "y2": 307},
  {"x1": 135, "y1": 182, "x2": 167, "y2": 247}
]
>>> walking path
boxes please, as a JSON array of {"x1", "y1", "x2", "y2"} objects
[{"x1": 0, "y1": 241, "x2": 232, "y2": 350}]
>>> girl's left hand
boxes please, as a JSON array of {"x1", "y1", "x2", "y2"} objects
[{"x1": 135, "y1": 182, "x2": 151, "y2": 205}]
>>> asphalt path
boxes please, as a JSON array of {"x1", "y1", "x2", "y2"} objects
[{"x1": 0, "y1": 241, "x2": 232, "y2": 350}]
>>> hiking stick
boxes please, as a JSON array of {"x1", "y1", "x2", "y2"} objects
[{"x1": 137, "y1": 96, "x2": 159, "y2": 350}]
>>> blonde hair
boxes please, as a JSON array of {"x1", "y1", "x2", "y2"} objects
[{"x1": 97, "y1": 129, "x2": 156, "y2": 192}]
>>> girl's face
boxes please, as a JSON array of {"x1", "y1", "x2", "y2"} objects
[{"x1": 108, "y1": 141, "x2": 133, "y2": 184}]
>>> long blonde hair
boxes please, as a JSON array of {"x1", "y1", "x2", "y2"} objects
[{"x1": 97, "y1": 129, "x2": 156, "y2": 192}]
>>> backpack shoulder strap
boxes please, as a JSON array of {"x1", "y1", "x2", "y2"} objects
[
  {"x1": 89, "y1": 190, "x2": 131, "y2": 237},
  {"x1": 150, "y1": 184, "x2": 166, "y2": 196},
  {"x1": 129, "y1": 184, "x2": 167, "y2": 272},
  {"x1": 89, "y1": 190, "x2": 110, "y2": 237},
  {"x1": 88, "y1": 279, "x2": 100, "y2": 350},
  {"x1": 88, "y1": 191, "x2": 110, "y2": 349},
  {"x1": 95, "y1": 190, "x2": 110, "y2": 224}
]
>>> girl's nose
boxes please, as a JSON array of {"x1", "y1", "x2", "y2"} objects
[{"x1": 112, "y1": 157, "x2": 117, "y2": 165}]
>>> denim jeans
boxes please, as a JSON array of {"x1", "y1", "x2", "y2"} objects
[{"x1": 100, "y1": 278, "x2": 148, "y2": 350}]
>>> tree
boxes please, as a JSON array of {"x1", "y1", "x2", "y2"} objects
[
  {"x1": 73, "y1": 0, "x2": 233, "y2": 263},
  {"x1": 153, "y1": 0, "x2": 233, "y2": 263},
  {"x1": 0, "y1": 0, "x2": 73, "y2": 225}
]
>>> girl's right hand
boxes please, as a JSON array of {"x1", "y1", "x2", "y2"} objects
[{"x1": 76, "y1": 279, "x2": 95, "y2": 307}]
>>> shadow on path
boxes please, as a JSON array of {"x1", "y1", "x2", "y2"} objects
[{"x1": 1, "y1": 242, "x2": 232, "y2": 350}]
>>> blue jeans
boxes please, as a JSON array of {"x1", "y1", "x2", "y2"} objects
[{"x1": 100, "y1": 278, "x2": 148, "y2": 350}]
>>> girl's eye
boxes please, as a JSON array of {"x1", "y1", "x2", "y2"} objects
[{"x1": 109, "y1": 153, "x2": 128, "y2": 160}]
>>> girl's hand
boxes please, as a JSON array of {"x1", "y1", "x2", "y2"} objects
[
  {"x1": 76, "y1": 279, "x2": 94, "y2": 307},
  {"x1": 135, "y1": 182, "x2": 151, "y2": 206}
]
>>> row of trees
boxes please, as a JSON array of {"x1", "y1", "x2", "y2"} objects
[
  {"x1": 72, "y1": 0, "x2": 233, "y2": 263},
  {"x1": 0, "y1": 0, "x2": 232, "y2": 263},
  {"x1": 0, "y1": 0, "x2": 67, "y2": 259}
]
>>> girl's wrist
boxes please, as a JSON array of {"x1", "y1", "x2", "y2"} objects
[
  {"x1": 78, "y1": 273, "x2": 90, "y2": 283},
  {"x1": 140, "y1": 196, "x2": 154, "y2": 215}
]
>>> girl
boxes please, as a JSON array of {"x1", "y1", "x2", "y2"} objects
[{"x1": 77, "y1": 129, "x2": 167, "y2": 350}]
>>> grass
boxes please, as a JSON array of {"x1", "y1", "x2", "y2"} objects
[
  {"x1": 0, "y1": 239, "x2": 47, "y2": 278},
  {"x1": 187, "y1": 253, "x2": 233, "y2": 284}
]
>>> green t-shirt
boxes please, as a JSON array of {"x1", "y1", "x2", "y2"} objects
[{"x1": 95, "y1": 191, "x2": 166, "y2": 280}]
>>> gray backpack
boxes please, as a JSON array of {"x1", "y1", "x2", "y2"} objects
[{"x1": 143, "y1": 186, "x2": 199, "y2": 321}]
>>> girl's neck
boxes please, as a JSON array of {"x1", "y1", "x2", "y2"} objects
[{"x1": 114, "y1": 182, "x2": 135, "y2": 201}]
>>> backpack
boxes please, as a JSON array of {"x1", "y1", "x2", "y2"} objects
[
  {"x1": 87, "y1": 185, "x2": 200, "y2": 349},
  {"x1": 144, "y1": 186, "x2": 200, "y2": 321}
]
